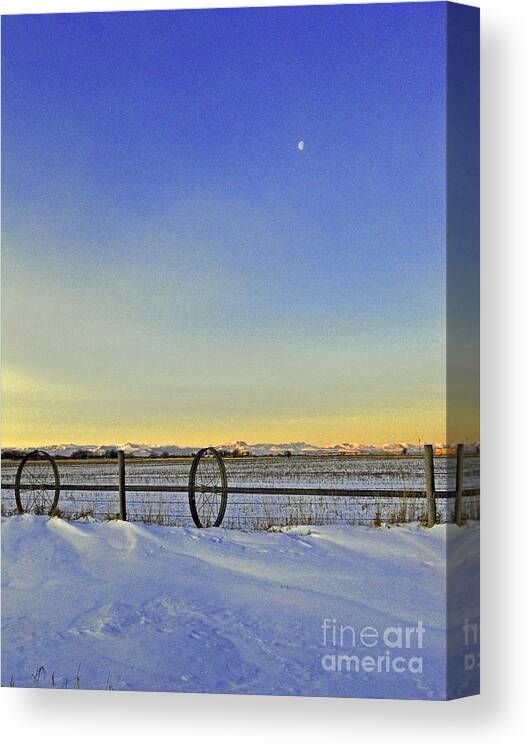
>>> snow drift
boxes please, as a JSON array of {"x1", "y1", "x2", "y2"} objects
[{"x1": 1, "y1": 516, "x2": 479, "y2": 699}]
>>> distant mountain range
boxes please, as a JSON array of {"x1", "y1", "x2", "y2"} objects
[{"x1": 1, "y1": 440, "x2": 479, "y2": 458}]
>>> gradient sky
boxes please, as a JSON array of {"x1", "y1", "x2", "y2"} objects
[{"x1": 2, "y1": 3, "x2": 450, "y2": 447}]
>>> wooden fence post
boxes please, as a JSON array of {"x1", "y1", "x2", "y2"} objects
[
  {"x1": 454, "y1": 443, "x2": 465, "y2": 526},
  {"x1": 424, "y1": 444, "x2": 436, "y2": 527},
  {"x1": 118, "y1": 450, "x2": 127, "y2": 521}
]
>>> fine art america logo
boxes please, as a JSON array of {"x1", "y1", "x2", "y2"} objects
[
  {"x1": 321, "y1": 618, "x2": 425, "y2": 675},
  {"x1": 463, "y1": 618, "x2": 480, "y2": 673}
]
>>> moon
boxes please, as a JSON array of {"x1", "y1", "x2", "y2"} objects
[{"x1": 297, "y1": 140, "x2": 304, "y2": 151}]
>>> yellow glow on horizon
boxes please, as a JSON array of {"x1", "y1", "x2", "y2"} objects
[
  {"x1": 2, "y1": 366, "x2": 477, "y2": 449},
  {"x1": 2, "y1": 398, "x2": 452, "y2": 447}
]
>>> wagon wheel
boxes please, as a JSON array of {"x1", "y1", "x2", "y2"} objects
[
  {"x1": 15, "y1": 450, "x2": 60, "y2": 515},
  {"x1": 188, "y1": 447, "x2": 228, "y2": 528}
]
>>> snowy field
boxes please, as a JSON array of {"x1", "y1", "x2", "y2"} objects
[
  {"x1": 1, "y1": 515, "x2": 479, "y2": 699},
  {"x1": 1, "y1": 454, "x2": 480, "y2": 528}
]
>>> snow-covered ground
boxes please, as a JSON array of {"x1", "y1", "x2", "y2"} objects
[
  {"x1": 1, "y1": 455, "x2": 480, "y2": 527},
  {"x1": 1, "y1": 515, "x2": 479, "y2": 699}
]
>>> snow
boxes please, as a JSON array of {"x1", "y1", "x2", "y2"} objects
[{"x1": 1, "y1": 515, "x2": 479, "y2": 699}]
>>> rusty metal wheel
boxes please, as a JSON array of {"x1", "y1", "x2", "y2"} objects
[
  {"x1": 15, "y1": 450, "x2": 60, "y2": 514},
  {"x1": 188, "y1": 447, "x2": 227, "y2": 528}
]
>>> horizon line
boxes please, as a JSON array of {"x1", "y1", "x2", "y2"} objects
[{"x1": 2, "y1": 438, "x2": 480, "y2": 450}]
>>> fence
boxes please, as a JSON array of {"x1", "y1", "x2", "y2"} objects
[{"x1": 1, "y1": 444, "x2": 479, "y2": 530}]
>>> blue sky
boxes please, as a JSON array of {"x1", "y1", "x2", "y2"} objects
[{"x1": 2, "y1": 3, "x2": 452, "y2": 446}]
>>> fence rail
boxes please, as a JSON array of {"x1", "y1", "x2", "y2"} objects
[{"x1": 1, "y1": 483, "x2": 481, "y2": 499}]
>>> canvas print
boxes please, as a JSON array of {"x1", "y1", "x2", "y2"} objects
[{"x1": 1, "y1": 2, "x2": 479, "y2": 699}]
